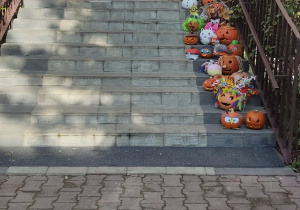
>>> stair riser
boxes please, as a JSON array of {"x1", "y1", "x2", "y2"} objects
[
  {"x1": 67, "y1": 1, "x2": 181, "y2": 10},
  {"x1": 0, "y1": 114, "x2": 31, "y2": 124},
  {"x1": 0, "y1": 77, "x2": 43, "y2": 86},
  {"x1": 24, "y1": 0, "x2": 181, "y2": 10},
  {"x1": 2, "y1": 45, "x2": 185, "y2": 58},
  {"x1": 31, "y1": 114, "x2": 204, "y2": 125},
  {"x1": 24, "y1": 133, "x2": 207, "y2": 147},
  {"x1": 42, "y1": 77, "x2": 197, "y2": 87},
  {"x1": 0, "y1": 94, "x2": 37, "y2": 105},
  {"x1": 6, "y1": 31, "x2": 184, "y2": 45},
  {"x1": 0, "y1": 59, "x2": 193, "y2": 73},
  {"x1": 18, "y1": 9, "x2": 185, "y2": 21},
  {"x1": 14, "y1": 19, "x2": 183, "y2": 31},
  {"x1": 38, "y1": 93, "x2": 200, "y2": 106}
]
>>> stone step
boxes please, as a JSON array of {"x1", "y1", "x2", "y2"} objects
[
  {"x1": 13, "y1": 18, "x2": 183, "y2": 31},
  {"x1": 0, "y1": 124, "x2": 30, "y2": 146},
  {"x1": 23, "y1": 0, "x2": 181, "y2": 10},
  {"x1": 0, "y1": 86, "x2": 39, "y2": 105},
  {"x1": 2, "y1": 43, "x2": 186, "y2": 58},
  {"x1": 6, "y1": 29, "x2": 185, "y2": 45},
  {"x1": 21, "y1": 123, "x2": 275, "y2": 147},
  {"x1": 0, "y1": 56, "x2": 193, "y2": 73},
  {"x1": 67, "y1": 1, "x2": 182, "y2": 10},
  {"x1": 17, "y1": 8, "x2": 185, "y2": 21},
  {"x1": 0, "y1": 104, "x2": 35, "y2": 124},
  {"x1": 31, "y1": 104, "x2": 203, "y2": 125},
  {"x1": 37, "y1": 86, "x2": 200, "y2": 106}
]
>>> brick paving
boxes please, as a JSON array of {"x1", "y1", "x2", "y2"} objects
[{"x1": 0, "y1": 175, "x2": 298, "y2": 209}]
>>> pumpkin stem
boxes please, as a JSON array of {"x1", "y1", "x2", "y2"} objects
[{"x1": 228, "y1": 108, "x2": 234, "y2": 113}]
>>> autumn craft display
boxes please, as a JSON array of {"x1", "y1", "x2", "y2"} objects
[
  {"x1": 244, "y1": 109, "x2": 266, "y2": 129},
  {"x1": 184, "y1": 27, "x2": 199, "y2": 45},
  {"x1": 203, "y1": 75, "x2": 223, "y2": 91},
  {"x1": 221, "y1": 108, "x2": 243, "y2": 129},
  {"x1": 199, "y1": 27, "x2": 216, "y2": 44},
  {"x1": 200, "y1": 1, "x2": 229, "y2": 22}
]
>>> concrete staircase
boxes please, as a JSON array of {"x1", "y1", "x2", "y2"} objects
[{"x1": 0, "y1": 0, "x2": 276, "y2": 148}]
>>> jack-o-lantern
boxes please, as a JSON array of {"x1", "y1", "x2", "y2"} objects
[
  {"x1": 228, "y1": 40, "x2": 243, "y2": 56},
  {"x1": 202, "y1": 0, "x2": 214, "y2": 5},
  {"x1": 203, "y1": 75, "x2": 222, "y2": 91},
  {"x1": 221, "y1": 109, "x2": 243, "y2": 129},
  {"x1": 218, "y1": 55, "x2": 243, "y2": 75},
  {"x1": 245, "y1": 109, "x2": 266, "y2": 129},
  {"x1": 199, "y1": 46, "x2": 213, "y2": 58},
  {"x1": 184, "y1": 32, "x2": 199, "y2": 45},
  {"x1": 216, "y1": 87, "x2": 246, "y2": 111},
  {"x1": 217, "y1": 25, "x2": 239, "y2": 45}
]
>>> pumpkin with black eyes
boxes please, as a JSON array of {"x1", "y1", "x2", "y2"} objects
[
  {"x1": 218, "y1": 55, "x2": 242, "y2": 75},
  {"x1": 217, "y1": 25, "x2": 239, "y2": 45},
  {"x1": 184, "y1": 32, "x2": 199, "y2": 45},
  {"x1": 245, "y1": 110, "x2": 266, "y2": 129},
  {"x1": 203, "y1": 0, "x2": 214, "y2": 5},
  {"x1": 221, "y1": 109, "x2": 243, "y2": 129}
]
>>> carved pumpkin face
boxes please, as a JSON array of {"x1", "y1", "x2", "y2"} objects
[
  {"x1": 221, "y1": 110, "x2": 243, "y2": 129},
  {"x1": 187, "y1": 21, "x2": 199, "y2": 32},
  {"x1": 228, "y1": 40, "x2": 243, "y2": 56},
  {"x1": 245, "y1": 110, "x2": 266, "y2": 129},
  {"x1": 217, "y1": 26, "x2": 239, "y2": 45},
  {"x1": 218, "y1": 55, "x2": 240, "y2": 75},
  {"x1": 199, "y1": 46, "x2": 213, "y2": 58},
  {"x1": 216, "y1": 88, "x2": 246, "y2": 111},
  {"x1": 184, "y1": 34, "x2": 199, "y2": 45},
  {"x1": 203, "y1": 78, "x2": 216, "y2": 91},
  {"x1": 203, "y1": 0, "x2": 214, "y2": 5}
]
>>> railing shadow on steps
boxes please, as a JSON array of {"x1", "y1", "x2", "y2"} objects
[
  {"x1": 230, "y1": 0, "x2": 300, "y2": 164},
  {"x1": 0, "y1": 0, "x2": 23, "y2": 45}
]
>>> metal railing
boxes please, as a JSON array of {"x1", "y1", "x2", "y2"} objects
[
  {"x1": 231, "y1": 0, "x2": 300, "y2": 164},
  {"x1": 0, "y1": 0, "x2": 23, "y2": 42}
]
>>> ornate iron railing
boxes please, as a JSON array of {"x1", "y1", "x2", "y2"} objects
[
  {"x1": 231, "y1": 0, "x2": 300, "y2": 164},
  {"x1": 0, "y1": 0, "x2": 23, "y2": 42}
]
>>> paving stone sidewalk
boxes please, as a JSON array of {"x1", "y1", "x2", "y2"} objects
[{"x1": 0, "y1": 174, "x2": 300, "y2": 210}]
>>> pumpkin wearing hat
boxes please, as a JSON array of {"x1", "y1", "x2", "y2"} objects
[{"x1": 228, "y1": 40, "x2": 243, "y2": 56}]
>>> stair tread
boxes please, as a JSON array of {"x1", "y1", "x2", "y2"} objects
[{"x1": 37, "y1": 86, "x2": 200, "y2": 94}]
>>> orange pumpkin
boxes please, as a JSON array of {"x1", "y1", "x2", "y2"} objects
[
  {"x1": 199, "y1": 46, "x2": 213, "y2": 58},
  {"x1": 228, "y1": 40, "x2": 243, "y2": 56},
  {"x1": 203, "y1": 78, "x2": 216, "y2": 91},
  {"x1": 184, "y1": 33, "x2": 199, "y2": 45},
  {"x1": 218, "y1": 55, "x2": 242, "y2": 75},
  {"x1": 245, "y1": 110, "x2": 266, "y2": 129},
  {"x1": 187, "y1": 21, "x2": 199, "y2": 32},
  {"x1": 203, "y1": 0, "x2": 214, "y2": 5},
  {"x1": 217, "y1": 25, "x2": 239, "y2": 45},
  {"x1": 221, "y1": 109, "x2": 243, "y2": 129}
]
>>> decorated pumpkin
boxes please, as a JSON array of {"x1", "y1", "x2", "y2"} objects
[
  {"x1": 228, "y1": 40, "x2": 243, "y2": 56},
  {"x1": 185, "y1": 48, "x2": 200, "y2": 60},
  {"x1": 217, "y1": 25, "x2": 239, "y2": 45},
  {"x1": 183, "y1": 5, "x2": 205, "y2": 32},
  {"x1": 221, "y1": 109, "x2": 243, "y2": 129},
  {"x1": 218, "y1": 55, "x2": 243, "y2": 75},
  {"x1": 199, "y1": 28, "x2": 216, "y2": 45},
  {"x1": 202, "y1": 0, "x2": 214, "y2": 5},
  {"x1": 199, "y1": 45, "x2": 213, "y2": 58},
  {"x1": 216, "y1": 87, "x2": 247, "y2": 111},
  {"x1": 184, "y1": 32, "x2": 199, "y2": 45},
  {"x1": 245, "y1": 109, "x2": 266, "y2": 129},
  {"x1": 182, "y1": 0, "x2": 198, "y2": 9},
  {"x1": 203, "y1": 75, "x2": 222, "y2": 91},
  {"x1": 207, "y1": 63, "x2": 222, "y2": 76}
]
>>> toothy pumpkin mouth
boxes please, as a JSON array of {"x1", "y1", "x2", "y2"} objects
[
  {"x1": 223, "y1": 69, "x2": 232, "y2": 72},
  {"x1": 221, "y1": 102, "x2": 231, "y2": 106}
]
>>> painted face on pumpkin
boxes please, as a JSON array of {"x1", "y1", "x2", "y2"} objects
[
  {"x1": 200, "y1": 47, "x2": 213, "y2": 58},
  {"x1": 216, "y1": 88, "x2": 246, "y2": 111},
  {"x1": 219, "y1": 55, "x2": 241, "y2": 75},
  {"x1": 221, "y1": 111, "x2": 243, "y2": 129},
  {"x1": 217, "y1": 26, "x2": 239, "y2": 45}
]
